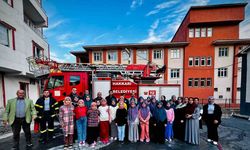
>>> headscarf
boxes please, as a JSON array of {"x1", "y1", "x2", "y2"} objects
[
  {"x1": 165, "y1": 101, "x2": 171, "y2": 110},
  {"x1": 128, "y1": 101, "x2": 138, "y2": 122},
  {"x1": 149, "y1": 96, "x2": 157, "y2": 114},
  {"x1": 111, "y1": 98, "x2": 117, "y2": 107},
  {"x1": 140, "y1": 101, "x2": 150, "y2": 120},
  {"x1": 154, "y1": 102, "x2": 167, "y2": 122},
  {"x1": 84, "y1": 95, "x2": 93, "y2": 109}
]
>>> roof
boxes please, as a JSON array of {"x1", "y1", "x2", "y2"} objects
[
  {"x1": 190, "y1": 3, "x2": 247, "y2": 10},
  {"x1": 83, "y1": 42, "x2": 189, "y2": 51},
  {"x1": 212, "y1": 39, "x2": 250, "y2": 46}
]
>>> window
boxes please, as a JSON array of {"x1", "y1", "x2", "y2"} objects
[
  {"x1": 189, "y1": 28, "x2": 194, "y2": 38},
  {"x1": 170, "y1": 49, "x2": 180, "y2": 59},
  {"x1": 3, "y1": 0, "x2": 13, "y2": 7},
  {"x1": 214, "y1": 88, "x2": 218, "y2": 92},
  {"x1": 188, "y1": 57, "x2": 193, "y2": 66},
  {"x1": 33, "y1": 45, "x2": 43, "y2": 58},
  {"x1": 153, "y1": 49, "x2": 162, "y2": 59},
  {"x1": 188, "y1": 78, "x2": 193, "y2": 87},
  {"x1": 0, "y1": 24, "x2": 9, "y2": 46},
  {"x1": 170, "y1": 69, "x2": 180, "y2": 78},
  {"x1": 93, "y1": 52, "x2": 102, "y2": 61},
  {"x1": 207, "y1": 78, "x2": 212, "y2": 86},
  {"x1": 122, "y1": 50, "x2": 129, "y2": 61},
  {"x1": 70, "y1": 76, "x2": 80, "y2": 86},
  {"x1": 219, "y1": 95, "x2": 223, "y2": 99},
  {"x1": 194, "y1": 78, "x2": 199, "y2": 87},
  {"x1": 219, "y1": 47, "x2": 228, "y2": 57},
  {"x1": 201, "y1": 28, "x2": 206, "y2": 37},
  {"x1": 194, "y1": 57, "x2": 199, "y2": 66},
  {"x1": 195, "y1": 28, "x2": 200, "y2": 37},
  {"x1": 218, "y1": 68, "x2": 228, "y2": 77},
  {"x1": 207, "y1": 27, "x2": 212, "y2": 37},
  {"x1": 108, "y1": 51, "x2": 117, "y2": 61},
  {"x1": 47, "y1": 76, "x2": 64, "y2": 89},
  {"x1": 226, "y1": 87, "x2": 231, "y2": 92},
  {"x1": 137, "y1": 50, "x2": 147, "y2": 60},
  {"x1": 207, "y1": 57, "x2": 212, "y2": 66},
  {"x1": 201, "y1": 57, "x2": 206, "y2": 66},
  {"x1": 200, "y1": 78, "x2": 206, "y2": 87}
]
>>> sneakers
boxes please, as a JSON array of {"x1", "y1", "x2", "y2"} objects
[
  {"x1": 68, "y1": 145, "x2": 73, "y2": 149},
  {"x1": 213, "y1": 141, "x2": 218, "y2": 145},
  {"x1": 114, "y1": 137, "x2": 117, "y2": 140},
  {"x1": 207, "y1": 139, "x2": 212, "y2": 142},
  {"x1": 110, "y1": 137, "x2": 114, "y2": 141},
  {"x1": 79, "y1": 141, "x2": 83, "y2": 147},
  {"x1": 26, "y1": 143, "x2": 33, "y2": 148},
  {"x1": 82, "y1": 141, "x2": 86, "y2": 146}
]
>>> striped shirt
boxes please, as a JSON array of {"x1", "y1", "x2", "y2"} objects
[{"x1": 87, "y1": 109, "x2": 100, "y2": 127}]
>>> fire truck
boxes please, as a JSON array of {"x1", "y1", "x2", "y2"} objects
[{"x1": 26, "y1": 56, "x2": 180, "y2": 102}]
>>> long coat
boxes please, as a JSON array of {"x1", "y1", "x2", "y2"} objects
[
  {"x1": 203, "y1": 103, "x2": 222, "y2": 125},
  {"x1": 185, "y1": 107, "x2": 200, "y2": 145},
  {"x1": 2, "y1": 98, "x2": 37, "y2": 125}
]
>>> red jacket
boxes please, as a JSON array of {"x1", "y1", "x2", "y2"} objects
[{"x1": 74, "y1": 106, "x2": 87, "y2": 120}]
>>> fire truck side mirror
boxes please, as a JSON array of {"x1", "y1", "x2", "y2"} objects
[{"x1": 63, "y1": 92, "x2": 67, "y2": 96}]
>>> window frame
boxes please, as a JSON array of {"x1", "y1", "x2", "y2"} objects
[
  {"x1": 170, "y1": 69, "x2": 180, "y2": 79},
  {"x1": 153, "y1": 49, "x2": 162, "y2": 59},
  {"x1": 201, "y1": 28, "x2": 206, "y2": 37},
  {"x1": 189, "y1": 28, "x2": 194, "y2": 38},
  {"x1": 122, "y1": 50, "x2": 129, "y2": 61},
  {"x1": 93, "y1": 51, "x2": 102, "y2": 62},
  {"x1": 218, "y1": 68, "x2": 228, "y2": 78},
  {"x1": 188, "y1": 78, "x2": 193, "y2": 87},
  {"x1": 0, "y1": 24, "x2": 10, "y2": 47},
  {"x1": 194, "y1": 57, "x2": 200, "y2": 66},
  {"x1": 201, "y1": 57, "x2": 206, "y2": 66},
  {"x1": 195, "y1": 28, "x2": 200, "y2": 37},
  {"x1": 207, "y1": 57, "x2": 212, "y2": 66},
  {"x1": 170, "y1": 49, "x2": 180, "y2": 59},
  {"x1": 194, "y1": 78, "x2": 199, "y2": 87},
  {"x1": 188, "y1": 57, "x2": 193, "y2": 66},
  {"x1": 207, "y1": 27, "x2": 212, "y2": 37},
  {"x1": 200, "y1": 78, "x2": 206, "y2": 87},
  {"x1": 137, "y1": 49, "x2": 148, "y2": 60},
  {"x1": 219, "y1": 47, "x2": 229, "y2": 57},
  {"x1": 207, "y1": 78, "x2": 212, "y2": 87},
  {"x1": 107, "y1": 51, "x2": 117, "y2": 61},
  {"x1": 70, "y1": 75, "x2": 81, "y2": 86}
]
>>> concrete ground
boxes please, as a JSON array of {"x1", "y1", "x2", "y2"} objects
[{"x1": 0, "y1": 117, "x2": 249, "y2": 150}]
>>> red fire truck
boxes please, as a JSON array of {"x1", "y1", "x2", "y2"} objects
[{"x1": 27, "y1": 56, "x2": 180, "y2": 102}]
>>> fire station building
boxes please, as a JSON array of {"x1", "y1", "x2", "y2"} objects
[
  {"x1": 0, "y1": 0, "x2": 49, "y2": 111},
  {"x1": 72, "y1": 3, "x2": 250, "y2": 105}
]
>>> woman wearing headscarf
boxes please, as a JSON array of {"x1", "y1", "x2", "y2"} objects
[
  {"x1": 165, "y1": 102, "x2": 175, "y2": 142},
  {"x1": 173, "y1": 97, "x2": 187, "y2": 141},
  {"x1": 160, "y1": 95, "x2": 167, "y2": 109},
  {"x1": 127, "y1": 101, "x2": 139, "y2": 142},
  {"x1": 184, "y1": 97, "x2": 200, "y2": 145},
  {"x1": 152, "y1": 101, "x2": 167, "y2": 144},
  {"x1": 149, "y1": 96, "x2": 157, "y2": 142},
  {"x1": 109, "y1": 98, "x2": 118, "y2": 141},
  {"x1": 138, "y1": 101, "x2": 150, "y2": 142}
]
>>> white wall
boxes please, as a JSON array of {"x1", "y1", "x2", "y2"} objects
[
  {"x1": 237, "y1": 56, "x2": 242, "y2": 103},
  {"x1": 167, "y1": 48, "x2": 183, "y2": 96},
  {"x1": 214, "y1": 46, "x2": 234, "y2": 100},
  {"x1": 246, "y1": 52, "x2": 250, "y2": 103}
]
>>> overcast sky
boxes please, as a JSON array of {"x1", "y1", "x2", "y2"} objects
[{"x1": 43, "y1": 0, "x2": 250, "y2": 63}]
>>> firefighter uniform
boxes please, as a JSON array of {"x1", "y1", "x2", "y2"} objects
[{"x1": 35, "y1": 96, "x2": 59, "y2": 142}]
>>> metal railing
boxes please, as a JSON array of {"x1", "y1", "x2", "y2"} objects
[{"x1": 24, "y1": 15, "x2": 44, "y2": 38}]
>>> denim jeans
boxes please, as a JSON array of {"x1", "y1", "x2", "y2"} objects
[
  {"x1": 117, "y1": 125, "x2": 125, "y2": 141},
  {"x1": 76, "y1": 117, "x2": 87, "y2": 142}
]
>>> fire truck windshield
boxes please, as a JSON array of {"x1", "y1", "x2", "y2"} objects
[{"x1": 47, "y1": 76, "x2": 64, "y2": 89}]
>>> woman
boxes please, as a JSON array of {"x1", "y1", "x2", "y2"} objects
[
  {"x1": 184, "y1": 97, "x2": 200, "y2": 145},
  {"x1": 160, "y1": 95, "x2": 167, "y2": 109},
  {"x1": 138, "y1": 101, "x2": 150, "y2": 142},
  {"x1": 153, "y1": 102, "x2": 167, "y2": 144},
  {"x1": 173, "y1": 97, "x2": 186, "y2": 141},
  {"x1": 127, "y1": 101, "x2": 139, "y2": 142},
  {"x1": 165, "y1": 102, "x2": 175, "y2": 142}
]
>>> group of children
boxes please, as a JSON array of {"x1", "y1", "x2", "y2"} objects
[{"x1": 59, "y1": 93, "x2": 202, "y2": 149}]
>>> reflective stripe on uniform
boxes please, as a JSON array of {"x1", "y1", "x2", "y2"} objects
[
  {"x1": 51, "y1": 114, "x2": 56, "y2": 117},
  {"x1": 40, "y1": 130, "x2": 47, "y2": 133},
  {"x1": 35, "y1": 104, "x2": 43, "y2": 108},
  {"x1": 52, "y1": 102, "x2": 58, "y2": 107},
  {"x1": 54, "y1": 107, "x2": 59, "y2": 110},
  {"x1": 48, "y1": 129, "x2": 54, "y2": 132}
]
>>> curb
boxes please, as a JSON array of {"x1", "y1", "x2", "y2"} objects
[{"x1": 232, "y1": 113, "x2": 250, "y2": 120}]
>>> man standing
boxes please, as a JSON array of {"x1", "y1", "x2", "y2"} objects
[
  {"x1": 2, "y1": 90, "x2": 37, "y2": 150},
  {"x1": 35, "y1": 90, "x2": 59, "y2": 143},
  {"x1": 93, "y1": 92, "x2": 103, "y2": 108},
  {"x1": 203, "y1": 96, "x2": 222, "y2": 145},
  {"x1": 69, "y1": 87, "x2": 80, "y2": 107},
  {"x1": 105, "y1": 90, "x2": 116, "y2": 106}
]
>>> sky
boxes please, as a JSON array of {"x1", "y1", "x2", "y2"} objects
[{"x1": 43, "y1": 0, "x2": 250, "y2": 63}]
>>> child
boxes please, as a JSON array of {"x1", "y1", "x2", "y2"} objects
[
  {"x1": 165, "y1": 102, "x2": 175, "y2": 142},
  {"x1": 128, "y1": 101, "x2": 139, "y2": 143},
  {"x1": 59, "y1": 97, "x2": 74, "y2": 149},
  {"x1": 74, "y1": 99, "x2": 87, "y2": 146},
  {"x1": 138, "y1": 101, "x2": 150, "y2": 142},
  {"x1": 84, "y1": 95, "x2": 93, "y2": 109},
  {"x1": 87, "y1": 102, "x2": 100, "y2": 148},
  {"x1": 98, "y1": 99, "x2": 110, "y2": 144},
  {"x1": 109, "y1": 98, "x2": 118, "y2": 140},
  {"x1": 115, "y1": 103, "x2": 127, "y2": 143},
  {"x1": 153, "y1": 102, "x2": 167, "y2": 144}
]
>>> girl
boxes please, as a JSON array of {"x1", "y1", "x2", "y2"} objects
[
  {"x1": 84, "y1": 95, "x2": 93, "y2": 109},
  {"x1": 98, "y1": 99, "x2": 110, "y2": 144},
  {"x1": 173, "y1": 97, "x2": 186, "y2": 141},
  {"x1": 59, "y1": 97, "x2": 74, "y2": 149},
  {"x1": 87, "y1": 102, "x2": 100, "y2": 148},
  {"x1": 74, "y1": 99, "x2": 87, "y2": 147},
  {"x1": 115, "y1": 103, "x2": 127, "y2": 143},
  {"x1": 184, "y1": 97, "x2": 200, "y2": 145},
  {"x1": 153, "y1": 102, "x2": 167, "y2": 144},
  {"x1": 165, "y1": 102, "x2": 175, "y2": 142},
  {"x1": 109, "y1": 98, "x2": 118, "y2": 140},
  {"x1": 128, "y1": 101, "x2": 139, "y2": 143},
  {"x1": 138, "y1": 101, "x2": 150, "y2": 142}
]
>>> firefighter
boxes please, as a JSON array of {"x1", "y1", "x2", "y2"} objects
[{"x1": 35, "y1": 90, "x2": 59, "y2": 143}]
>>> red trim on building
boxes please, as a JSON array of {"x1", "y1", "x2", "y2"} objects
[
  {"x1": 118, "y1": 49, "x2": 121, "y2": 64},
  {"x1": 1, "y1": 73, "x2": 6, "y2": 107},
  {"x1": 231, "y1": 45, "x2": 239, "y2": 104},
  {"x1": 12, "y1": 30, "x2": 15, "y2": 50},
  {"x1": 10, "y1": 0, "x2": 14, "y2": 7},
  {"x1": 164, "y1": 48, "x2": 168, "y2": 82},
  {"x1": 103, "y1": 50, "x2": 107, "y2": 63},
  {"x1": 182, "y1": 47, "x2": 185, "y2": 97},
  {"x1": 148, "y1": 48, "x2": 152, "y2": 62},
  {"x1": 32, "y1": 40, "x2": 45, "y2": 59},
  {"x1": 133, "y1": 48, "x2": 137, "y2": 64},
  {"x1": 0, "y1": 20, "x2": 16, "y2": 50},
  {"x1": 89, "y1": 51, "x2": 92, "y2": 63}
]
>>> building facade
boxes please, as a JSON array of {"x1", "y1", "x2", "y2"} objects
[
  {"x1": 72, "y1": 3, "x2": 250, "y2": 105},
  {"x1": 0, "y1": 0, "x2": 49, "y2": 110}
]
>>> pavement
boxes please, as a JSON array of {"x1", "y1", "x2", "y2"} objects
[{"x1": 0, "y1": 117, "x2": 249, "y2": 150}]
